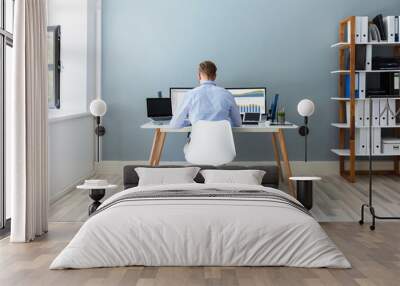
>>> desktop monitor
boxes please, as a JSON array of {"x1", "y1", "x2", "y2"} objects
[
  {"x1": 170, "y1": 87, "x2": 267, "y2": 115},
  {"x1": 228, "y1": 88, "x2": 267, "y2": 114},
  {"x1": 146, "y1": 98, "x2": 172, "y2": 118}
]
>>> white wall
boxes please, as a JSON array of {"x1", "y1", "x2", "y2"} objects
[
  {"x1": 48, "y1": 0, "x2": 97, "y2": 115},
  {"x1": 48, "y1": 115, "x2": 95, "y2": 202},
  {"x1": 47, "y1": 0, "x2": 98, "y2": 201}
]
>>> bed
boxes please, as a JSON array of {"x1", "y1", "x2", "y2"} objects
[{"x1": 50, "y1": 165, "x2": 350, "y2": 269}]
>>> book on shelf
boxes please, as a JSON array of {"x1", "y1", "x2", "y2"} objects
[{"x1": 345, "y1": 74, "x2": 359, "y2": 98}]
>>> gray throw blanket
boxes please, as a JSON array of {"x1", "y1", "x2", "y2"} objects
[{"x1": 92, "y1": 189, "x2": 310, "y2": 217}]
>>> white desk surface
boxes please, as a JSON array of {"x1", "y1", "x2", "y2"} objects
[{"x1": 141, "y1": 121, "x2": 298, "y2": 133}]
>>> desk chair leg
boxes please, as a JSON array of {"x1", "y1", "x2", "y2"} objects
[
  {"x1": 149, "y1": 129, "x2": 162, "y2": 166},
  {"x1": 277, "y1": 129, "x2": 295, "y2": 197},
  {"x1": 272, "y1": 133, "x2": 283, "y2": 181}
]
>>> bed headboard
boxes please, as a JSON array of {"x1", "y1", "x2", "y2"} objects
[{"x1": 123, "y1": 165, "x2": 279, "y2": 189}]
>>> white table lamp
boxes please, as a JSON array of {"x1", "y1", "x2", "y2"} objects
[
  {"x1": 297, "y1": 99, "x2": 315, "y2": 162},
  {"x1": 90, "y1": 99, "x2": 107, "y2": 162}
]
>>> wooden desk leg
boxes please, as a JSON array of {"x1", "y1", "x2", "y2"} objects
[
  {"x1": 154, "y1": 131, "x2": 166, "y2": 165},
  {"x1": 272, "y1": 133, "x2": 283, "y2": 181},
  {"x1": 277, "y1": 129, "x2": 295, "y2": 197},
  {"x1": 149, "y1": 129, "x2": 162, "y2": 166}
]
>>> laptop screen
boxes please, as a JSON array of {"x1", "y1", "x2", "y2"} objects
[{"x1": 146, "y1": 98, "x2": 172, "y2": 118}]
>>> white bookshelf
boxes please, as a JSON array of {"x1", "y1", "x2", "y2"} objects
[
  {"x1": 331, "y1": 42, "x2": 400, "y2": 48},
  {"x1": 331, "y1": 149, "x2": 398, "y2": 157},
  {"x1": 331, "y1": 70, "x2": 400, "y2": 74},
  {"x1": 331, "y1": 123, "x2": 400, "y2": 129},
  {"x1": 331, "y1": 97, "x2": 400, "y2": 100},
  {"x1": 330, "y1": 16, "x2": 400, "y2": 181}
]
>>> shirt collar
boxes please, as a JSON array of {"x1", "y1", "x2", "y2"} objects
[{"x1": 200, "y1": 80, "x2": 216, "y2": 86}]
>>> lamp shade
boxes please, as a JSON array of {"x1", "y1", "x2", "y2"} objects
[
  {"x1": 90, "y1": 99, "x2": 107, "y2": 117},
  {"x1": 297, "y1": 99, "x2": 315, "y2": 117}
]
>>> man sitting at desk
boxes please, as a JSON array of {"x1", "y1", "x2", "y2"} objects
[{"x1": 170, "y1": 61, "x2": 242, "y2": 128}]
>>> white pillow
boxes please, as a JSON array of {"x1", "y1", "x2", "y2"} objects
[
  {"x1": 200, "y1": 169, "x2": 266, "y2": 185},
  {"x1": 135, "y1": 167, "x2": 201, "y2": 186}
]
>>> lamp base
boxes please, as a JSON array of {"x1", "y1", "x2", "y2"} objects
[
  {"x1": 95, "y1": 126, "x2": 106, "y2": 136},
  {"x1": 298, "y1": 126, "x2": 309, "y2": 136}
]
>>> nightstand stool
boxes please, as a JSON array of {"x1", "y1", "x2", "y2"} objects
[
  {"x1": 77, "y1": 182, "x2": 117, "y2": 215},
  {"x1": 289, "y1": 177, "x2": 321, "y2": 210}
]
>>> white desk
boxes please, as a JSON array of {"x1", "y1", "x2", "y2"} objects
[{"x1": 141, "y1": 121, "x2": 298, "y2": 195}]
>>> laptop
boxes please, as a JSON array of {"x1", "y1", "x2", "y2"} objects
[
  {"x1": 242, "y1": 112, "x2": 262, "y2": 125},
  {"x1": 146, "y1": 98, "x2": 173, "y2": 122}
]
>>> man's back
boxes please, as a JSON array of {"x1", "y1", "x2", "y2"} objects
[{"x1": 170, "y1": 80, "x2": 242, "y2": 128}]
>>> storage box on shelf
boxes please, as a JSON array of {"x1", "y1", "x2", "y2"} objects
[{"x1": 331, "y1": 16, "x2": 400, "y2": 182}]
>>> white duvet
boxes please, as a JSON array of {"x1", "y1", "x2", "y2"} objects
[{"x1": 50, "y1": 183, "x2": 350, "y2": 269}]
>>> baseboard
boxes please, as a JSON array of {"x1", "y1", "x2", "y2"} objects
[
  {"x1": 95, "y1": 160, "x2": 396, "y2": 176},
  {"x1": 50, "y1": 169, "x2": 96, "y2": 204}
]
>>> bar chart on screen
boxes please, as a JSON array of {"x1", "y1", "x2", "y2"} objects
[{"x1": 237, "y1": 104, "x2": 262, "y2": 113}]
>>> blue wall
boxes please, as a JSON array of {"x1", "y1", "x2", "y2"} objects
[{"x1": 102, "y1": 0, "x2": 400, "y2": 161}]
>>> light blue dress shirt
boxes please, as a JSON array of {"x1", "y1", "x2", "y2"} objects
[{"x1": 170, "y1": 80, "x2": 242, "y2": 128}]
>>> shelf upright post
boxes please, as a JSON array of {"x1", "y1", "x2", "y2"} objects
[
  {"x1": 338, "y1": 20, "x2": 347, "y2": 176},
  {"x1": 348, "y1": 16, "x2": 357, "y2": 182}
]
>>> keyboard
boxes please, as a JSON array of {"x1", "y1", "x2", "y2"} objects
[{"x1": 150, "y1": 116, "x2": 172, "y2": 122}]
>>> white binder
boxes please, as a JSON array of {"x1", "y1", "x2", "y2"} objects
[
  {"x1": 346, "y1": 101, "x2": 364, "y2": 127},
  {"x1": 388, "y1": 98, "x2": 396, "y2": 126},
  {"x1": 384, "y1": 16, "x2": 396, "y2": 43},
  {"x1": 398, "y1": 16, "x2": 400, "y2": 42},
  {"x1": 360, "y1": 16, "x2": 369, "y2": 43},
  {"x1": 372, "y1": 128, "x2": 382, "y2": 155},
  {"x1": 358, "y1": 73, "x2": 366, "y2": 99},
  {"x1": 357, "y1": 128, "x2": 368, "y2": 155},
  {"x1": 364, "y1": 100, "x2": 371, "y2": 127},
  {"x1": 365, "y1": 46, "x2": 372, "y2": 71},
  {"x1": 355, "y1": 16, "x2": 362, "y2": 43},
  {"x1": 372, "y1": 99, "x2": 380, "y2": 127},
  {"x1": 379, "y1": 98, "x2": 388, "y2": 127}
]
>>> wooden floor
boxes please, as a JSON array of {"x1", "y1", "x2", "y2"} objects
[
  {"x1": 1, "y1": 222, "x2": 400, "y2": 286},
  {"x1": 49, "y1": 173, "x2": 400, "y2": 222}
]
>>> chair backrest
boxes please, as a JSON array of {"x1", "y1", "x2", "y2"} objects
[{"x1": 185, "y1": 120, "x2": 236, "y2": 166}]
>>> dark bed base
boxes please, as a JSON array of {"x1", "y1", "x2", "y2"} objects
[{"x1": 123, "y1": 165, "x2": 279, "y2": 190}]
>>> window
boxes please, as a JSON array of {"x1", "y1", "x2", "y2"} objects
[
  {"x1": 0, "y1": 0, "x2": 13, "y2": 232},
  {"x1": 48, "y1": 26, "x2": 61, "y2": 109}
]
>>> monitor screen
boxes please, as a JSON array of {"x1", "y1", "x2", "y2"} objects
[
  {"x1": 228, "y1": 88, "x2": 267, "y2": 114},
  {"x1": 170, "y1": 88, "x2": 192, "y2": 115},
  {"x1": 146, "y1": 98, "x2": 172, "y2": 118},
  {"x1": 170, "y1": 87, "x2": 267, "y2": 115}
]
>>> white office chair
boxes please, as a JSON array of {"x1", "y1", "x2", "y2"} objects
[{"x1": 184, "y1": 120, "x2": 236, "y2": 166}]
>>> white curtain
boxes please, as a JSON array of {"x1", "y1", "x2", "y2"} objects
[{"x1": 8, "y1": 0, "x2": 48, "y2": 242}]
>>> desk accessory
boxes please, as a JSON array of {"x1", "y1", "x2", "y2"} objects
[
  {"x1": 89, "y1": 99, "x2": 107, "y2": 162},
  {"x1": 269, "y1": 94, "x2": 279, "y2": 122},
  {"x1": 297, "y1": 99, "x2": 315, "y2": 162},
  {"x1": 269, "y1": 122, "x2": 294, "y2": 126},
  {"x1": 277, "y1": 107, "x2": 285, "y2": 124}
]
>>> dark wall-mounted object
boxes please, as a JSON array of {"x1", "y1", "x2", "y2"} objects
[{"x1": 47, "y1": 25, "x2": 61, "y2": 109}]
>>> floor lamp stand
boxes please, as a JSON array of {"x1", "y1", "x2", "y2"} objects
[
  {"x1": 298, "y1": 116, "x2": 309, "y2": 162},
  {"x1": 359, "y1": 97, "x2": 400, "y2": 230},
  {"x1": 94, "y1": 116, "x2": 106, "y2": 162}
]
